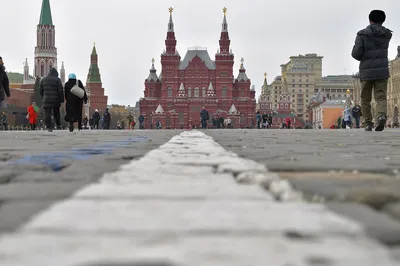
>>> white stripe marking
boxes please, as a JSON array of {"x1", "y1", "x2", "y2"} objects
[{"x1": 0, "y1": 130, "x2": 397, "y2": 265}]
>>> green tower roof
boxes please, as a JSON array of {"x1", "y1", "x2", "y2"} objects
[
  {"x1": 39, "y1": 0, "x2": 53, "y2": 25},
  {"x1": 87, "y1": 63, "x2": 102, "y2": 83},
  {"x1": 91, "y1": 44, "x2": 97, "y2": 55}
]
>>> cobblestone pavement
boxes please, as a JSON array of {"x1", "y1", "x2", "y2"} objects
[{"x1": 0, "y1": 129, "x2": 399, "y2": 265}]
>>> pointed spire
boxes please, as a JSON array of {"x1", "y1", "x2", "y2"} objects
[
  {"x1": 147, "y1": 58, "x2": 159, "y2": 81},
  {"x1": 236, "y1": 57, "x2": 249, "y2": 81},
  {"x1": 261, "y1": 73, "x2": 269, "y2": 95},
  {"x1": 229, "y1": 103, "x2": 238, "y2": 114},
  {"x1": 165, "y1": 7, "x2": 177, "y2": 55},
  {"x1": 39, "y1": 0, "x2": 53, "y2": 25},
  {"x1": 168, "y1": 7, "x2": 174, "y2": 32},
  {"x1": 60, "y1": 61, "x2": 65, "y2": 84},
  {"x1": 23, "y1": 58, "x2": 29, "y2": 83},
  {"x1": 92, "y1": 42, "x2": 97, "y2": 55},
  {"x1": 87, "y1": 44, "x2": 102, "y2": 83},
  {"x1": 222, "y1": 7, "x2": 228, "y2": 32},
  {"x1": 218, "y1": 7, "x2": 231, "y2": 55},
  {"x1": 155, "y1": 104, "x2": 164, "y2": 114}
]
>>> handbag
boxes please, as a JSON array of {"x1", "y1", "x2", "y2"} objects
[{"x1": 70, "y1": 78, "x2": 85, "y2": 99}]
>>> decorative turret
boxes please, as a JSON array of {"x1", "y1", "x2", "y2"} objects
[
  {"x1": 146, "y1": 58, "x2": 159, "y2": 82},
  {"x1": 87, "y1": 43, "x2": 102, "y2": 83},
  {"x1": 219, "y1": 7, "x2": 231, "y2": 55},
  {"x1": 34, "y1": 0, "x2": 57, "y2": 77},
  {"x1": 261, "y1": 72, "x2": 269, "y2": 95},
  {"x1": 165, "y1": 7, "x2": 177, "y2": 55},
  {"x1": 155, "y1": 104, "x2": 164, "y2": 114},
  {"x1": 236, "y1": 58, "x2": 249, "y2": 81},
  {"x1": 60, "y1": 61, "x2": 65, "y2": 84},
  {"x1": 177, "y1": 83, "x2": 186, "y2": 97},
  {"x1": 206, "y1": 82, "x2": 216, "y2": 97},
  {"x1": 277, "y1": 77, "x2": 292, "y2": 114},
  {"x1": 23, "y1": 58, "x2": 29, "y2": 83},
  {"x1": 39, "y1": 0, "x2": 53, "y2": 25},
  {"x1": 229, "y1": 103, "x2": 238, "y2": 114}
]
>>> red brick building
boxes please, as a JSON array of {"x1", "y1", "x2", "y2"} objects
[{"x1": 139, "y1": 8, "x2": 256, "y2": 129}]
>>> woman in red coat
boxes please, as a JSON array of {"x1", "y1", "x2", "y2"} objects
[{"x1": 27, "y1": 102, "x2": 39, "y2": 130}]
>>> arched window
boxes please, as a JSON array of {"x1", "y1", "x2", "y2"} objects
[
  {"x1": 222, "y1": 86, "x2": 227, "y2": 98},
  {"x1": 285, "y1": 104, "x2": 288, "y2": 109},
  {"x1": 167, "y1": 86, "x2": 172, "y2": 97},
  {"x1": 194, "y1": 87, "x2": 199, "y2": 97},
  {"x1": 280, "y1": 96, "x2": 283, "y2": 101},
  {"x1": 280, "y1": 103, "x2": 284, "y2": 109},
  {"x1": 202, "y1": 87, "x2": 206, "y2": 97},
  {"x1": 288, "y1": 96, "x2": 291, "y2": 101},
  {"x1": 41, "y1": 32, "x2": 45, "y2": 47},
  {"x1": 188, "y1": 87, "x2": 192, "y2": 97}
]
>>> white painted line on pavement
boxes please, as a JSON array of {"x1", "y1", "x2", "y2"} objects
[{"x1": 0, "y1": 130, "x2": 397, "y2": 266}]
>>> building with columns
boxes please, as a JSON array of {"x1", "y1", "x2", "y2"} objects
[{"x1": 139, "y1": 7, "x2": 256, "y2": 129}]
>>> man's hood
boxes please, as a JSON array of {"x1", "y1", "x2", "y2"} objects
[
  {"x1": 359, "y1": 24, "x2": 392, "y2": 39},
  {"x1": 49, "y1": 68, "x2": 59, "y2": 77},
  {"x1": 0, "y1": 64, "x2": 5, "y2": 73}
]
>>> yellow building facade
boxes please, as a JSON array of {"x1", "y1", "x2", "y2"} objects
[{"x1": 388, "y1": 48, "x2": 400, "y2": 126}]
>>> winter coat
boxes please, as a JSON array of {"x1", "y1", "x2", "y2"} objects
[
  {"x1": 344, "y1": 106, "x2": 352, "y2": 122},
  {"x1": 352, "y1": 105, "x2": 362, "y2": 117},
  {"x1": 256, "y1": 113, "x2": 262, "y2": 122},
  {"x1": 92, "y1": 111, "x2": 100, "y2": 123},
  {"x1": 200, "y1": 109, "x2": 209, "y2": 121},
  {"x1": 27, "y1": 105, "x2": 38, "y2": 124},
  {"x1": 40, "y1": 68, "x2": 64, "y2": 108},
  {"x1": 103, "y1": 111, "x2": 111, "y2": 122},
  {"x1": 352, "y1": 24, "x2": 392, "y2": 81},
  {"x1": 0, "y1": 65, "x2": 10, "y2": 102},
  {"x1": 64, "y1": 78, "x2": 88, "y2": 122}
]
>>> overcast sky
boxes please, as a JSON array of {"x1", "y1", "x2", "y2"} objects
[{"x1": 2, "y1": 0, "x2": 400, "y2": 105}]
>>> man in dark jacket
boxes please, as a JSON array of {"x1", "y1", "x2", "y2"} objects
[
  {"x1": 200, "y1": 106, "x2": 209, "y2": 129},
  {"x1": 103, "y1": 108, "x2": 111, "y2": 129},
  {"x1": 92, "y1": 109, "x2": 100, "y2": 129},
  {"x1": 40, "y1": 68, "x2": 64, "y2": 132},
  {"x1": 352, "y1": 103, "x2": 362, "y2": 128},
  {"x1": 0, "y1": 57, "x2": 11, "y2": 110},
  {"x1": 352, "y1": 10, "x2": 392, "y2": 131}
]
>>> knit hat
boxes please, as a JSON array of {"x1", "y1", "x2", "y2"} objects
[
  {"x1": 68, "y1": 73, "x2": 76, "y2": 79},
  {"x1": 369, "y1": 10, "x2": 386, "y2": 24}
]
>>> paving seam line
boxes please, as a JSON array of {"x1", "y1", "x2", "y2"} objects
[{"x1": 0, "y1": 130, "x2": 397, "y2": 265}]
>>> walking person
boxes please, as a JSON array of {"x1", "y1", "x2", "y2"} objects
[
  {"x1": 103, "y1": 108, "x2": 111, "y2": 129},
  {"x1": 40, "y1": 67, "x2": 64, "y2": 132},
  {"x1": 256, "y1": 111, "x2": 262, "y2": 129},
  {"x1": 92, "y1": 109, "x2": 100, "y2": 129},
  {"x1": 344, "y1": 103, "x2": 353, "y2": 129},
  {"x1": 352, "y1": 10, "x2": 392, "y2": 131},
  {"x1": 64, "y1": 73, "x2": 88, "y2": 132},
  {"x1": 200, "y1": 106, "x2": 209, "y2": 129},
  {"x1": 27, "y1": 102, "x2": 39, "y2": 130},
  {"x1": 83, "y1": 116, "x2": 89, "y2": 129},
  {"x1": 0, "y1": 57, "x2": 11, "y2": 110},
  {"x1": 1, "y1": 112, "x2": 7, "y2": 130},
  {"x1": 352, "y1": 102, "x2": 362, "y2": 128},
  {"x1": 138, "y1": 114, "x2": 145, "y2": 129}
]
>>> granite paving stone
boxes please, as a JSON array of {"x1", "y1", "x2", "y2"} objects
[{"x1": 0, "y1": 129, "x2": 399, "y2": 265}]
